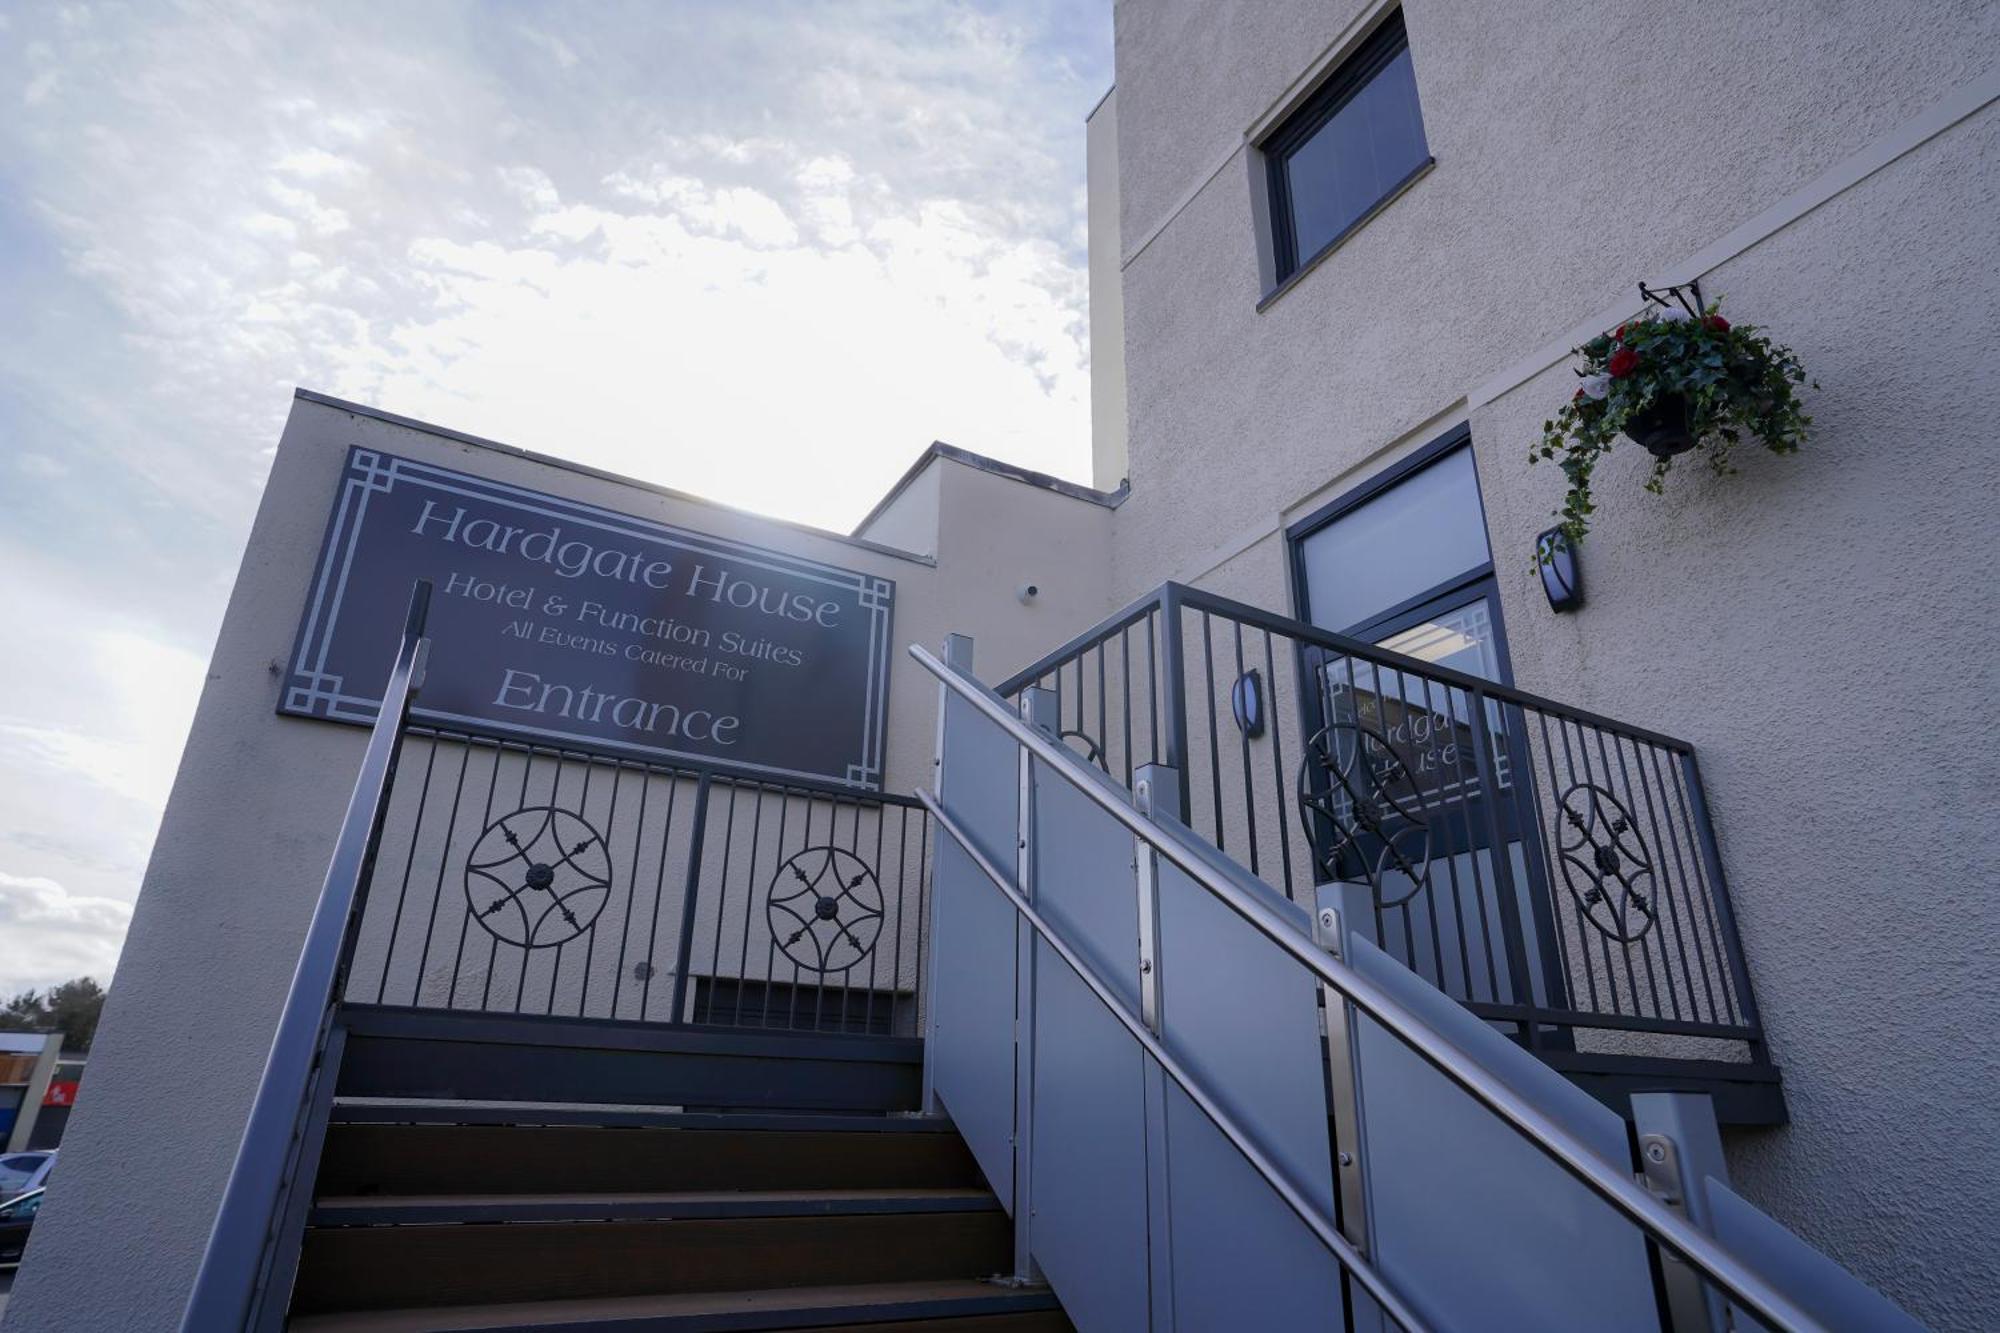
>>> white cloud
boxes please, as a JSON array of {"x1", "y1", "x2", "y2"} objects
[
  {"x1": 517, "y1": 25, "x2": 581, "y2": 71},
  {"x1": 0, "y1": 544, "x2": 207, "y2": 943},
  {"x1": 0, "y1": 0, "x2": 1110, "y2": 1002},
  {"x1": 0, "y1": 871, "x2": 133, "y2": 995},
  {"x1": 274, "y1": 147, "x2": 364, "y2": 182},
  {"x1": 15, "y1": 452, "x2": 68, "y2": 478}
]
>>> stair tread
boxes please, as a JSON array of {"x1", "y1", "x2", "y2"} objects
[
  {"x1": 311, "y1": 1188, "x2": 997, "y2": 1223},
  {"x1": 288, "y1": 1278, "x2": 1060, "y2": 1332},
  {"x1": 321, "y1": 1188, "x2": 994, "y2": 1206},
  {"x1": 331, "y1": 1102, "x2": 956, "y2": 1132}
]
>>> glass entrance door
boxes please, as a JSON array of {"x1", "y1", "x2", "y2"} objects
[{"x1": 1289, "y1": 434, "x2": 1566, "y2": 1017}]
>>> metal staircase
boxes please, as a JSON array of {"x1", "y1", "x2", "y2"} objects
[
  {"x1": 916, "y1": 635, "x2": 1921, "y2": 1333},
  {"x1": 280, "y1": 1030, "x2": 1065, "y2": 1331},
  {"x1": 176, "y1": 585, "x2": 1922, "y2": 1330},
  {"x1": 178, "y1": 587, "x2": 1064, "y2": 1332}
]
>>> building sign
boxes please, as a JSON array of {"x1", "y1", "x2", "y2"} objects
[{"x1": 283, "y1": 448, "x2": 895, "y2": 789}]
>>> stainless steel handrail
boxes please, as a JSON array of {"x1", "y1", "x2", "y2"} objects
[
  {"x1": 917, "y1": 789, "x2": 1429, "y2": 1332},
  {"x1": 181, "y1": 582, "x2": 432, "y2": 1332},
  {"x1": 914, "y1": 641, "x2": 1825, "y2": 1333}
]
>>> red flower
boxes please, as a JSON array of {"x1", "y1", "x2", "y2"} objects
[
  {"x1": 1613, "y1": 324, "x2": 1627, "y2": 339},
  {"x1": 1704, "y1": 313, "x2": 1730, "y2": 332},
  {"x1": 1607, "y1": 346, "x2": 1640, "y2": 378},
  {"x1": 1573, "y1": 388, "x2": 1586, "y2": 401}
]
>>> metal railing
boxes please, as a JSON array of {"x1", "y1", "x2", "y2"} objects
[
  {"x1": 185, "y1": 582, "x2": 932, "y2": 1329},
  {"x1": 183, "y1": 583, "x2": 433, "y2": 1332},
  {"x1": 344, "y1": 735, "x2": 930, "y2": 1036},
  {"x1": 997, "y1": 583, "x2": 1769, "y2": 1070},
  {"x1": 920, "y1": 642, "x2": 1828, "y2": 1332}
]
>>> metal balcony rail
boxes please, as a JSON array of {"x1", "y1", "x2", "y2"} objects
[
  {"x1": 184, "y1": 581, "x2": 934, "y2": 1330},
  {"x1": 916, "y1": 779, "x2": 1426, "y2": 1331},
  {"x1": 183, "y1": 582, "x2": 433, "y2": 1332},
  {"x1": 343, "y1": 733, "x2": 930, "y2": 1036},
  {"x1": 917, "y1": 642, "x2": 1829, "y2": 1331},
  {"x1": 995, "y1": 582, "x2": 1770, "y2": 1075}
]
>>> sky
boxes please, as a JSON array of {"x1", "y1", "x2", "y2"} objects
[{"x1": 0, "y1": 1, "x2": 1111, "y2": 997}]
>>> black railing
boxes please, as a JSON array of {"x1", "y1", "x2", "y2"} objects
[
  {"x1": 184, "y1": 583, "x2": 433, "y2": 1332},
  {"x1": 187, "y1": 582, "x2": 932, "y2": 1330},
  {"x1": 343, "y1": 735, "x2": 930, "y2": 1036},
  {"x1": 997, "y1": 583, "x2": 1769, "y2": 1070}
]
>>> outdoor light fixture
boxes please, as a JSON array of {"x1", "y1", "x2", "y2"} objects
[
  {"x1": 1231, "y1": 669, "x2": 1265, "y2": 738},
  {"x1": 1537, "y1": 527, "x2": 1583, "y2": 612}
]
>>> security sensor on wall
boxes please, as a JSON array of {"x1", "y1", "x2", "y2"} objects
[{"x1": 1017, "y1": 583, "x2": 1040, "y2": 604}]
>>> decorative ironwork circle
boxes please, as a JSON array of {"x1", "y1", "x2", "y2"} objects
[
  {"x1": 768, "y1": 846, "x2": 885, "y2": 974},
  {"x1": 1296, "y1": 721, "x2": 1436, "y2": 908},
  {"x1": 464, "y1": 806, "x2": 613, "y2": 949},
  {"x1": 1553, "y1": 783, "x2": 1657, "y2": 943},
  {"x1": 1060, "y1": 728, "x2": 1109, "y2": 773}
]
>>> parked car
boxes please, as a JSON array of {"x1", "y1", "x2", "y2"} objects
[
  {"x1": 0, "y1": 1151, "x2": 52, "y2": 1204},
  {"x1": 0, "y1": 1187, "x2": 42, "y2": 1267}
]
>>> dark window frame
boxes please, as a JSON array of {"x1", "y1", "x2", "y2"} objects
[
  {"x1": 1284, "y1": 426, "x2": 1516, "y2": 687},
  {"x1": 1263, "y1": 10, "x2": 1431, "y2": 288}
]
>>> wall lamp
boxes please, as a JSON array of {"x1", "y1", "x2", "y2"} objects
[
  {"x1": 1536, "y1": 528, "x2": 1583, "y2": 613},
  {"x1": 1231, "y1": 669, "x2": 1265, "y2": 738}
]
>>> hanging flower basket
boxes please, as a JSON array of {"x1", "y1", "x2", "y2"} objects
[
  {"x1": 1531, "y1": 294, "x2": 1814, "y2": 546},
  {"x1": 1623, "y1": 393, "x2": 1695, "y2": 459}
]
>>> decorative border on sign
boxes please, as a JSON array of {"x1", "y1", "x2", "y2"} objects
[{"x1": 281, "y1": 446, "x2": 894, "y2": 790}]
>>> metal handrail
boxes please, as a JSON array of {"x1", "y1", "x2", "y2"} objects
[
  {"x1": 996, "y1": 580, "x2": 1700, "y2": 754},
  {"x1": 915, "y1": 642, "x2": 1825, "y2": 1333},
  {"x1": 400, "y1": 725, "x2": 926, "y2": 807},
  {"x1": 181, "y1": 582, "x2": 432, "y2": 1332},
  {"x1": 918, "y1": 789, "x2": 1429, "y2": 1332}
]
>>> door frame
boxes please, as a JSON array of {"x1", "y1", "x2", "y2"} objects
[
  {"x1": 1282, "y1": 427, "x2": 1572, "y2": 1027},
  {"x1": 1283, "y1": 424, "x2": 1516, "y2": 683}
]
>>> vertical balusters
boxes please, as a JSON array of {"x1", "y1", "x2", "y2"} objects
[
  {"x1": 641, "y1": 771, "x2": 683, "y2": 1022},
  {"x1": 1261, "y1": 629, "x2": 1296, "y2": 901},
  {"x1": 409, "y1": 734, "x2": 472, "y2": 1008},
  {"x1": 1229, "y1": 618, "x2": 1262, "y2": 878},
  {"x1": 1642, "y1": 742, "x2": 1720, "y2": 1024}
]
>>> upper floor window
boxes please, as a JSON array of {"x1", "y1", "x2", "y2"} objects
[
  {"x1": 1293, "y1": 440, "x2": 1490, "y2": 638},
  {"x1": 1264, "y1": 11, "x2": 1429, "y2": 286}
]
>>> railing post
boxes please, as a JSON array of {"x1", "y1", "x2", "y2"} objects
[
  {"x1": 1633, "y1": 1092, "x2": 1734, "y2": 1333},
  {"x1": 1133, "y1": 763, "x2": 1180, "y2": 1333},
  {"x1": 1158, "y1": 585, "x2": 1192, "y2": 823},
  {"x1": 668, "y1": 772, "x2": 714, "y2": 1025},
  {"x1": 921, "y1": 634, "x2": 975, "y2": 1115},
  {"x1": 1466, "y1": 684, "x2": 1541, "y2": 1048},
  {"x1": 1009, "y1": 687, "x2": 1058, "y2": 1285},
  {"x1": 1312, "y1": 880, "x2": 1376, "y2": 1333},
  {"x1": 184, "y1": 581, "x2": 431, "y2": 1333},
  {"x1": 1678, "y1": 751, "x2": 1768, "y2": 1054}
]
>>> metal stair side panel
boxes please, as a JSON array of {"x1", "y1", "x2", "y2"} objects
[
  {"x1": 1342, "y1": 927, "x2": 1660, "y2": 1331},
  {"x1": 929, "y1": 689, "x2": 1030, "y2": 1212}
]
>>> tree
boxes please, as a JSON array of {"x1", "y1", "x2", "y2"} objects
[{"x1": 0, "y1": 977, "x2": 107, "y2": 1052}]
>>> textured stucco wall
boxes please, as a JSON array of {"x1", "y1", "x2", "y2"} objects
[
  {"x1": 1471, "y1": 109, "x2": 2000, "y2": 1329},
  {"x1": 931, "y1": 457, "x2": 1121, "y2": 685},
  {"x1": 1087, "y1": 87, "x2": 1130, "y2": 490},
  {"x1": 852, "y1": 454, "x2": 943, "y2": 556},
  {"x1": 1109, "y1": 0, "x2": 1999, "y2": 1326},
  {"x1": 3, "y1": 397, "x2": 1115, "y2": 1332}
]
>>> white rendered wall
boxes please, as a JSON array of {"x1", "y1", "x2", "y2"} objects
[
  {"x1": 1106, "y1": 1, "x2": 1999, "y2": 1326},
  {"x1": 1087, "y1": 87, "x2": 1130, "y2": 490},
  {"x1": 3, "y1": 396, "x2": 1115, "y2": 1332},
  {"x1": 851, "y1": 454, "x2": 943, "y2": 557}
]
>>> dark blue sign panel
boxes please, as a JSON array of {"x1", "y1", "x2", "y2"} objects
[{"x1": 283, "y1": 448, "x2": 895, "y2": 789}]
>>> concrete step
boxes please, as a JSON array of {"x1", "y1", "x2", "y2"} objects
[
  {"x1": 316, "y1": 1121, "x2": 982, "y2": 1197},
  {"x1": 288, "y1": 1212, "x2": 1015, "y2": 1315},
  {"x1": 310, "y1": 1188, "x2": 999, "y2": 1226},
  {"x1": 287, "y1": 1278, "x2": 1069, "y2": 1331}
]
